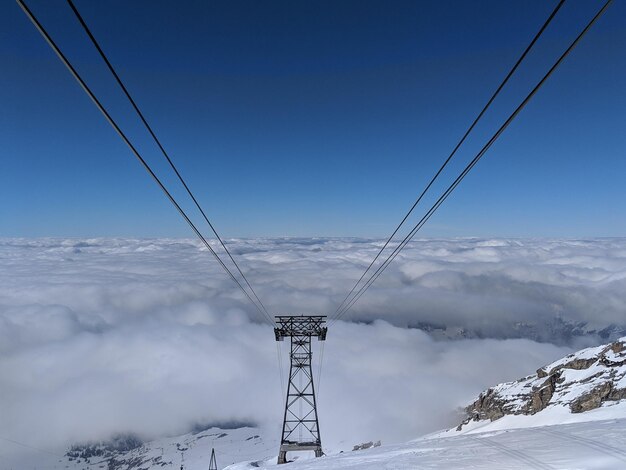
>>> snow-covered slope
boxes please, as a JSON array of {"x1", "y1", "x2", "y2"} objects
[
  {"x1": 63, "y1": 426, "x2": 278, "y2": 469},
  {"x1": 226, "y1": 419, "x2": 626, "y2": 469},
  {"x1": 0, "y1": 426, "x2": 280, "y2": 470}
]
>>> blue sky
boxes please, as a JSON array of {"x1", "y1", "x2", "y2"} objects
[{"x1": 1, "y1": 0, "x2": 624, "y2": 238}]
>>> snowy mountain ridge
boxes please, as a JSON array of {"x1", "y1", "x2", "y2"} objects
[
  {"x1": 416, "y1": 319, "x2": 626, "y2": 346},
  {"x1": 226, "y1": 337, "x2": 626, "y2": 469},
  {"x1": 56, "y1": 425, "x2": 279, "y2": 470},
  {"x1": 456, "y1": 336, "x2": 626, "y2": 432}
]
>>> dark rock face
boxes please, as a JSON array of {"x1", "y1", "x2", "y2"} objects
[
  {"x1": 459, "y1": 372, "x2": 559, "y2": 430},
  {"x1": 555, "y1": 357, "x2": 598, "y2": 373},
  {"x1": 190, "y1": 420, "x2": 256, "y2": 434},
  {"x1": 66, "y1": 433, "x2": 143, "y2": 460},
  {"x1": 570, "y1": 382, "x2": 613, "y2": 413},
  {"x1": 609, "y1": 341, "x2": 624, "y2": 354},
  {"x1": 65, "y1": 434, "x2": 149, "y2": 469},
  {"x1": 416, "y1": 319, "x2": 626, "y2": 347},
  {"x1": 457, "y1": 338, "x2": 626, "y2": 430},
  {"x1": 526, "y1": 373, "x2": 559, "y2": 414},
  {"x1": 464, "y1": 389, "x2": 506, "y2": 423},
  {"x1": 610, "y1": 387, "x2": 626, "y2": 401},
  {"x1": 352, "y1": 440, "x2": 381, "y2": 451}
]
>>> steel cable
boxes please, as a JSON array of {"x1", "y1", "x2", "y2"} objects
[
  {"x1": 65, "y1": 0, "x2": 272, "y2": 324},
  {"x1": 332, "y1": 0, "x2": 566, "y2": 319},
  {"x1": 332, "y1": 0, "x2": 612, "y2": 323},
  {"x1": 17, "y1": 0, "x2": 274, "y2": 326}
]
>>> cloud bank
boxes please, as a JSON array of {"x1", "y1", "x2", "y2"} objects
[{"x1": 0, "y1": 237, "x2": 623, "y2": 452}]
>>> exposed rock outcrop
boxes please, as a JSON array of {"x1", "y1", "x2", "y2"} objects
[
  {"x1": 458, "y1": 338, "x2": 626, "y2": 430},
  {"x1": 352, "y1": 440, "x2": 381, "y2": 451},
  {"x1": 570, "y1": 382, "x2": 613, "y2": 413}
]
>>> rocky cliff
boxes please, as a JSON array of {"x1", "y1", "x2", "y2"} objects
[{"x1": 458, "y1": 337, "x2": 626, "y2": 430}]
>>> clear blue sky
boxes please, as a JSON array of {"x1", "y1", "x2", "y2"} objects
[{"x1": 1, "y1": 0, "x2": 624, "y2": 238}]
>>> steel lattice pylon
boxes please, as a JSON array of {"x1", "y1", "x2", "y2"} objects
[
  {"x1": 208, "y1": 448, "x2": 217, "y2": 470},
  {"x1": 274, "y1": 315, "x2": 327, "y2": 464}
]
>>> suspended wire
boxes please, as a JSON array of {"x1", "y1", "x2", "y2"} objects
[
  {"x1": 16, "y1": 0, "x2": 274, "y2": 326},
  {"x1": 318, "y1": 0, "x2": 571, "y2": 390},
  {"x1": 63, "y1": 0, "x2": 287, "y2": 396},
  {"x1": 332, "y1": 0, "x2": 612, "y2": 324},
  {"x1": 0, "y1": 436, "x2": 63, "y2": 458},
  {"x1": 276, "y1": 341, "x2": 286, "y2": 401},
  {"x1": 64, "y1": 1, "x2": 284, "y2": 392},
  {"x1": 332, "y1": 0, "x2": 566, "y2": 319},
  {"x1": 316, "y1": 340, "x2": 325, "y2": 395},
  {"x1": 65, "y1": 0, "x2": 272, "y2": 324}
]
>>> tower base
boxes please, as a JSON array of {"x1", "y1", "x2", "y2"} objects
[{"x1": 277, "y1": 443, "x2": 323, "y2": 464}]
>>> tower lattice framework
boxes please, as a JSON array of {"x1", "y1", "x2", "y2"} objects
[
  {"x1": 208, "y1": 448, "x2": 217, "y2": 470},
  {"x1": 274, "y1": 315, "x2": 327, "y2": 464}
]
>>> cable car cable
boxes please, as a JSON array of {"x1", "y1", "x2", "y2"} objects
[
  {"x1": 16, "y1": 0, "x2": 274, "y2": 326},
  {"x1": 65, "y1": 0, "x2": 272, "y2": 322},
  {"x1": 332, "y1": 0, "x2": 566, "y2": 319},
  {"x1": 332, "y1": 0, "x2": 612, "y2": 323}
]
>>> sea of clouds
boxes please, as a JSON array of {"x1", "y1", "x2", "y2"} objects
[{"x1": 1, "y1": 237, "x2": 625, "y2": 453}]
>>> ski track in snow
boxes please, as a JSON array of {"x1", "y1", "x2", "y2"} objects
[
  {"x1": 467, "y1": 435, "x2": 555, "y2": 470},
  {"x1": 535, "y1": 426, "x2": 626, "y2": 463},
  {"x1": 223, "y1": 418, "x2": 626, "y2": 470}
]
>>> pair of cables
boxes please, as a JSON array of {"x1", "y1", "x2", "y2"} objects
[
  {"x1": 18, "y1": 0, "x2": 289, "y2": 403},
  {"x1": 329, "y1": 0, "x2": 612, "y2": 325},
  {"x1": 17, "y1": 0, "x2": 274, "y2": 327}
]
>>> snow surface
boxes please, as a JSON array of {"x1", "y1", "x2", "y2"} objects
[
  {"x1": 7, "y1": 416, "x2": 626, "y2": 470},
  {"x1": 0, "y1": 426, "x2": 281, "y2": 470},
  {"x1": 225, "y1": 418, "x2": 626, "y2": 470}
]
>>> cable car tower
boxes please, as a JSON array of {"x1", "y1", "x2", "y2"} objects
[
  {"x1": 274, "y1": 315, "x2": 327, "y2": 464},
  {"x1": 208, "y1": 448, "x2": 217, "y2": 470}
]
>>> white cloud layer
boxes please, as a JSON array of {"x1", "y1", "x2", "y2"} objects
[{"x1": 0, "y1": 237, "x2": 624, "y2": 451}]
